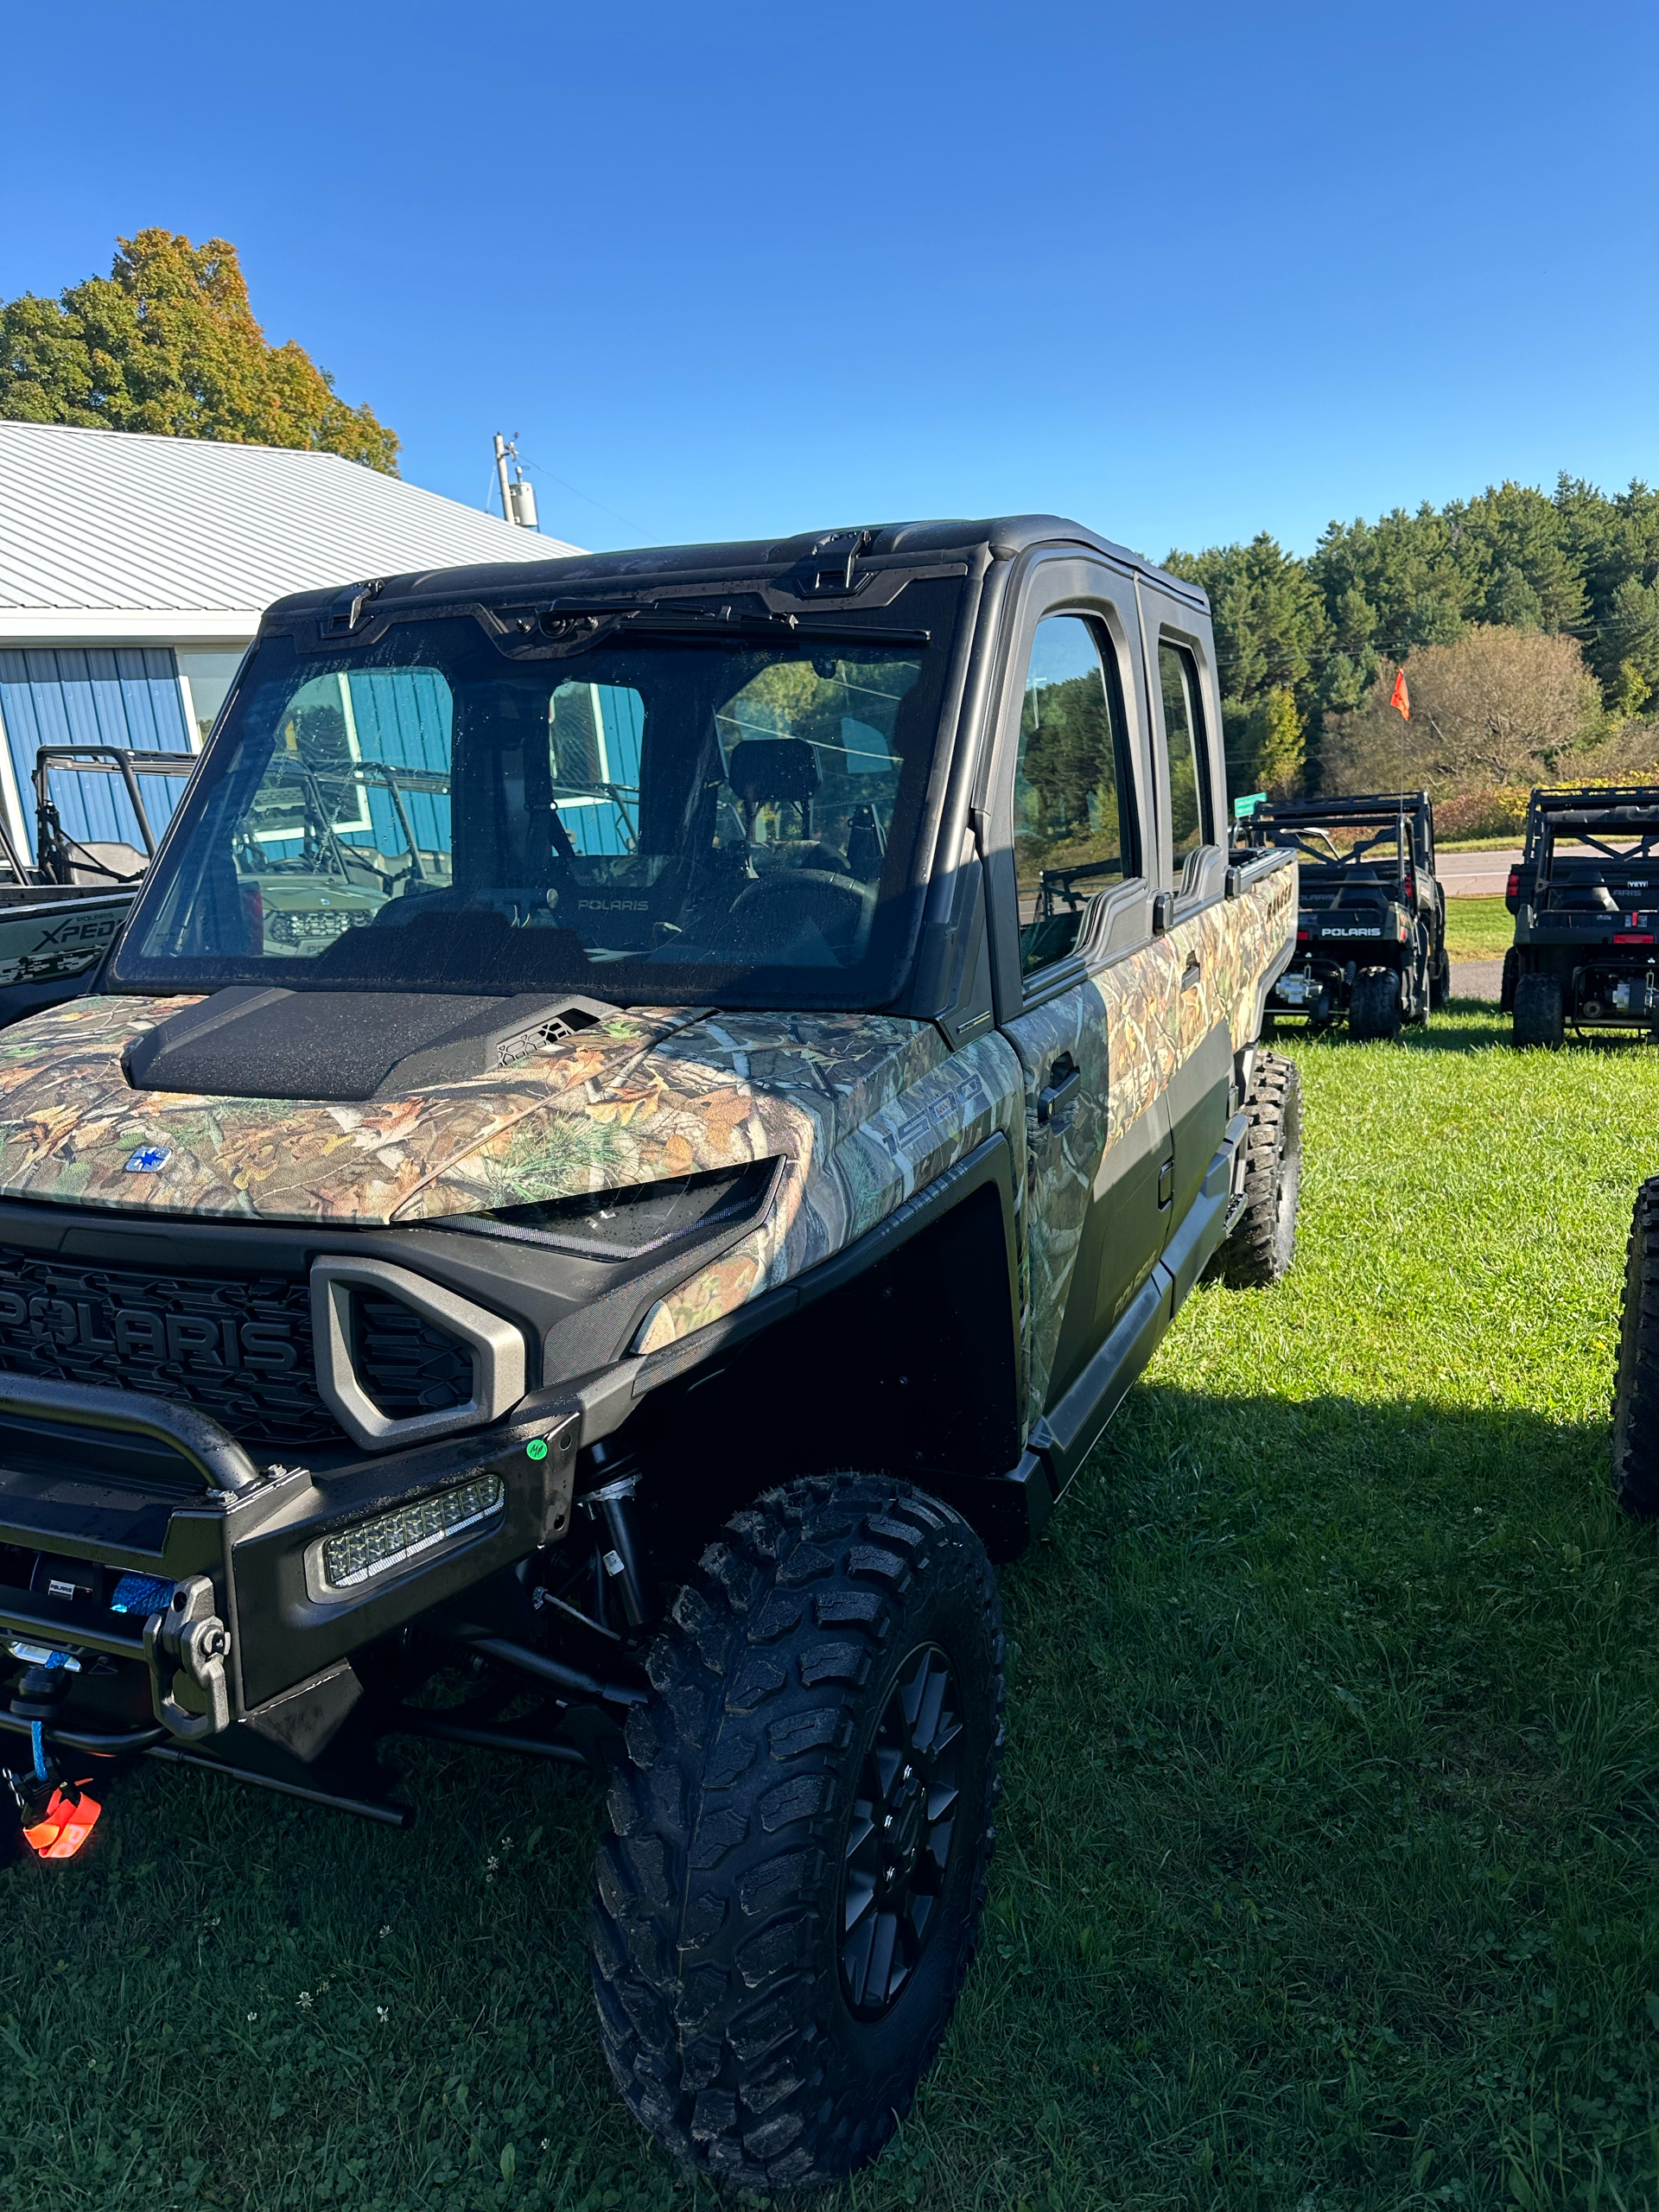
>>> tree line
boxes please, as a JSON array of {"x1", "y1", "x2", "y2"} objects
[{"x1": 1165, "y1": 478, "x2": 1659, "y2": 798}]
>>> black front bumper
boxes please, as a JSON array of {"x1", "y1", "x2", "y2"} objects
[{"x1": 0, "y1": 1372, "x2": 578, "y2": 1763}]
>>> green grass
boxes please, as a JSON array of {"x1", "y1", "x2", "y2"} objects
[
  {"x1": 1443, "y1": 896, "x2": 1516, "y2": 961},
  {"x1": 1435, "y1": 837, "x2": 1527, "y2": 853},
  {"x1": 6, "y1": 1012, "x2": 1659, "y2": 2209}
]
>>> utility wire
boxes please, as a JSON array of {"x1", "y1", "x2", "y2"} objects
[{"x1": 514, "y1": 454, "x2": 645, "y2": 535}]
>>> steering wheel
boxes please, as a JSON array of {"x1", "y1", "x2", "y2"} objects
[{"x1": 713, "y1": 869, "x2": 875, "y2": 960}]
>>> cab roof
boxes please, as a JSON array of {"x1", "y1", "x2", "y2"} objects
[{"x1": 262, "y1": 514, "x2": 1207, "y2": 626}]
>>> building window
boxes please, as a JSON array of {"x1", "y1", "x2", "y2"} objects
[{"x1": 176, "y1": 650, "x2": 245, "y2": 746}]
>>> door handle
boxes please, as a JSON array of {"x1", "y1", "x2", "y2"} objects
[
  {"x1": 1181, "y1": 955, "x2": 1202, "y2": 988},
  {"x1": 1037, "y1": 1056, "x2": 1081, "y2": 1126}
]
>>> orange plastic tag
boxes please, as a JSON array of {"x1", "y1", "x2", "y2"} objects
[{"x1": 22, "y1": 1788, "x2": 100, "y2": 1859}]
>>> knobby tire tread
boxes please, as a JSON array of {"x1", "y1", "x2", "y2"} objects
[
  {"x1": 1512, "y1": 973, "x2": 1564, "y2": 1050},
  {"x1": 1211, "y1": 1050, "x2": 1300, "y2": 1291},
  {"x1": 590, "y1": 1474, "x2": 1004, "y2": 2190},
  {"x1": 1350, "y1": 967, "x2": 1403, "y2": 1043},
  {"x1": 1613, "y1": 1178, "x2": 1659, "y2": 1516}
]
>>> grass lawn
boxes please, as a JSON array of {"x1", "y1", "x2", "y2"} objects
[
  {"x1": 4, "y1": 1008, "x2": 1659, "y2": 2210},
  {"x1": 1444, "y1": 897, "x2": 1516, "y2": 962}
]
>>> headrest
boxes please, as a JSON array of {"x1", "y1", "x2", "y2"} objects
[{"x1": 726, "y1": 739, "x2": 820, "y2": 806}]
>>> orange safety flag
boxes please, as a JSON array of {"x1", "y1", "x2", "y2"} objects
[
  {"x1": 22, "y1": 1786, "x2": 101, "y2": 1859},
  {"x1": 1389, "y1": 671, "x2": 1410, "y2": 721}
]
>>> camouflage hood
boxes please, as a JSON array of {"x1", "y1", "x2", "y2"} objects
[{"x1": 0, "y1": 995, "x2": 1020, "y2": 1243}]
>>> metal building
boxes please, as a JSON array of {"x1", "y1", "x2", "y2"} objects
[{"x1": 0, "y1": 420, "x2": 580, "y2": 871}]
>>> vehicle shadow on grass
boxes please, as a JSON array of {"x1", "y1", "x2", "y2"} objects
[
  {"x1": 1046, "y1": 1378, "x2": 1649, "y2": 1719},
  {"x1": 984, "y1": 1380, "x2": 1659, "y2": 2205},
  {"x1": 1428, "y1": 996, "x2": 1659, "y2": 1056}
]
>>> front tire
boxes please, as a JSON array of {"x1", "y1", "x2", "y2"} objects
[
  {"x1": 1613, "y1": 1179, "x2": 1659, "y2": 1516},
  {"x1": 1512, "y1": 973, "x2": 1564, "y2": 1049},
  {"x1": 1211, "y1": 1051, "x2": 1301, "y2": 1289},
  {"x1": 592, "y1": 1476, "x2": 1004, "y2": 2190}
]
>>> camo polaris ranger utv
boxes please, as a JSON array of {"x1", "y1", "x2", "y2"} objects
[
  {"x1": 1250, "y1": 791, "x2": 1448, "y2": 1039},
  {"x1": 0, "y1": 518, "x2": 1299, "y2": 2187},
  {"x1": 1503, "y1": 785, "x2": 1659, "y2": 1047}
]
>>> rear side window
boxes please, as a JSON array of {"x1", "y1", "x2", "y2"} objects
[
  {"x1": 1013, "y1": 613, "x2": 1139, "y2": 975},
  {"x1": 1157, "y1": 642, "x2": 1214, "y2": 863}
]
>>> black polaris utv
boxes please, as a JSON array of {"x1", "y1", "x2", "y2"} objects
[
  {"x1": 1503, "y1": 785, "x2": 1659, "y2": 1047},
  {"x1": 1247, "y1": 791, "x2": 1448, "y2": 1039}
]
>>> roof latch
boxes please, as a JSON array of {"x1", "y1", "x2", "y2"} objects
[
  {"x1": 799, "y1": 529, "x2": 874, "y2": 596},
  {"x1": 327, "y1": 577, "x2": 387, "y2": 634}
]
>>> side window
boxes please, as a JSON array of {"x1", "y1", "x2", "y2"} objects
[
  {"x1": 1157, "y1": 641, "x2": 1214, "y2": 865},
  {"x1": 1014, "y1": 613, "x2": 1139, "y2": 976}
]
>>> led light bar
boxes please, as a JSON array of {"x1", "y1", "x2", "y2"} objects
[{"x1": 321, "y1": 1475, "x2": 505, "y2": 1591}]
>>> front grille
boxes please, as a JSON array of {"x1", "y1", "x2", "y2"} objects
[
  {"x1": 0, "y1": 1245, "x2": 336, "y2": 1450},
  {"x1": 351, "y1": 1292, "x2": 474, "y2": 1421}
]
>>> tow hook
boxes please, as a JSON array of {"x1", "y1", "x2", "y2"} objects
[{"x1": 144, "y1": 1576, "x2": 232, "y2": 1741}]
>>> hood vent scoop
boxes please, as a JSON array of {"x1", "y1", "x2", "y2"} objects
[{"x1": 121, "y1": 988, "x2": 613, "y2": 1103}]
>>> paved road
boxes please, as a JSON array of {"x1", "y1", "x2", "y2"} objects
[
  {"x1": 1450, "y1": 957, "x2": 1505, "y2": 1001},
  {"x1": 1438, "y1": 847, "x2": 1523, "y2": 896}
]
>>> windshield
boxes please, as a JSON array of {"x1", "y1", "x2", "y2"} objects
[{"x1": 110, "y1": 582, "x2": 959, "y2": 1008}]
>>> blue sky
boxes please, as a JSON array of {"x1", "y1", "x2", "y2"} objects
[{"x1": 3, "y1": 1, "x2": 1654, "y2": 562}]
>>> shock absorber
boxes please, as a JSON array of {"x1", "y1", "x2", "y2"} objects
[{"x1": 581, "y1": 1447, "x2": 655, "y2": 1630}]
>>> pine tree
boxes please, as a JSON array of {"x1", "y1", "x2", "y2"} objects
[
  {"x1": 1602, "y1": 577, "x2": 1659, "y2": 710},
  {"x1": 1249, "y1": 687, "x2": 1304, "y2": 796}
]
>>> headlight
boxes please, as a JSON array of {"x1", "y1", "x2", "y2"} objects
[
  {"x1": 319, "y1": 1473, "x2": 505, "y2": 1591},
  {"x1": 429, "y1": 1159, "x2": 778, "y2": 1259}
]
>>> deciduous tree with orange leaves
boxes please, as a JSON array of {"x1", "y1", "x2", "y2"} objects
[{"x1": 0, "y1": 229, "x2": 398, "y2": 473}]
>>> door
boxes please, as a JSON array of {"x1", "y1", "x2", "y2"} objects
[
  {"x1": 988, "y1": 572, "x2": 1173, "y2": 1425},
  {"x1": 1144, "y1": 610, "x2": 1232, "y2": 1238}
]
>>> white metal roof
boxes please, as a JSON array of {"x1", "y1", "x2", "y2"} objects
[{"x1": 0, "y1": 420, "x2": 583, "y2": 645}]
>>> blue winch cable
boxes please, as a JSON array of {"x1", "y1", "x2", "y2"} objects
[{"x1": 29, "y1": 1651, "x2": 69, "y2": 1783}]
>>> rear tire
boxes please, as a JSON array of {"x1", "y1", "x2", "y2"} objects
[
  {"x1": 1211, "y1": 1052, "x2": 1300, "y2": 1289},
  {"x1": 1499, "y1": 946, "x2": 1519, "y2": 1013},
  {"x1": 1512, "y1": 974, "x2": 1564, "y2": 1049},
  {"x1": 1429, "y1": 942, "x2": 1451, "y2": 1008},
  {"x1": 591, "y1": 1475, "x2": 1004, "y2": 2190},
  {"x1": 1613, "y1": 1179, "x2": 1659, "y2": 1516},
  {"x1": 1349, "y1": 968, "x2": 1403, "y2": 1042}
]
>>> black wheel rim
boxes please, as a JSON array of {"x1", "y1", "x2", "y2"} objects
[{"x1": 838, "y1": 1643, "x2": 962, "y2": 2021}]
